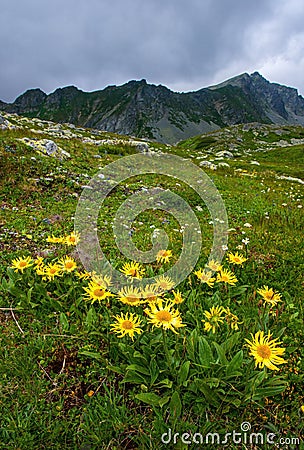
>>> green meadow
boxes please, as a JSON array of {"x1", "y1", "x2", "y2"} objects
[{"x1": 0, "y1": 113, "x2": 303, "y2": 449}]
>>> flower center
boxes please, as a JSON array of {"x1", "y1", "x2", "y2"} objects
[
  {"x1": 49, "y1": 268, "x2": 57, "y2": 274},
  {"x1": 257, "y1": 344, "x2": 272, "y2": 359},
  {"x1": 93, "y1": 289, "x2": 105, "y2": 297},
  {"x1": 65, "y1": 262, "x2": 74, "y2": 269},
  {"x1": 156, "y1": 310, "x2": 172, "y2": 322},
  {"x1": 126, "y1": 296, "x2": 139, "y2": 303},
  {"x1": 129, "y1": 268, "x2": 137, "y2": 276},
  {"x1": 19, "y1": 261, "x2": 27, "y2": 267},
  {"x1": 122, "y1": 320, "x2": 134, "y2": 330}
]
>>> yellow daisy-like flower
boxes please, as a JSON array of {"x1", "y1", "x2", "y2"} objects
[
  {"x1": 227, "y1": 252, "x2": 247, "y2": 265},
  {"x1": 257, "y1": 286, "x2": 282, "y2": 307},
  {"x1": 141, "y1": 284, "x2": 161, "y2": 302},
  {"x1": 245, "y1": 330, "x2": 287, "y2": 371},
  {"x1": 58, "y1": 256, "x2": 77, "y2": 273},
  {"x1": 75, "y1": 270, "x2": 95, "y2": 280},
  {"x1": 91, "y1": 273, "x2": 112, "y2": 289},
  {"x1": 43, "y1": 263, "x2": 62, "y2": 281},
  {"x1": 10, "y1": 256, "x2": 33, "y2": 273},
  {"x1": 120, "y1": 262, "x2": 145, "y2": 279},
  {"x1": 65, "y1": 231, "x2": 80, "y2": 246},
  {"x1": 46, "y1": 235, "x2": 64, "y2": 244},
  {"x1": 34, "y1": 256, "x2": 44, "y2": 267},
  {"x1": 118, "y1": 286, "x2": 142, "y2": 306},
  {"x1": 144, "y1": 299, "x2": 185, "y2": 334},
  {"x1": 156, "y1": 249, "x2": 173, "y2": 264},
  {"x1": 202, "y1": 305, "x2": 226, "y2": 333},
  {"x1": 216, "y1": 268, "x2": 238, "y2": 285},
  {"x1": 83, "y1": 281, "x2": 114, "y2": 304},
  {"x1": 154, "y1": 275, "x2": 175, "y2": 293},
  {"x1": 206, "y1": 260, "x2": 222, "y2": 272},
  {"x1": 172, "y1": 290, "x2": 184, "y2": 305},
  {"x1": 194, "y1": 269, "x2": 215, "y2": 287},
  {"x1": 110, "y1": 312, "x2": 143, "y2": 341},
  {"x1": 224, "y1": 307, "x2": 242, "y2": 330}
]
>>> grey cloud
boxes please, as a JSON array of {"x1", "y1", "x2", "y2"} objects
[{"x1": 0, "y1": 0, "x2": 304, "y2": 101}]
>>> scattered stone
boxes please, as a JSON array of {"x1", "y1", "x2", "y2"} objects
[
  {"x1": 17, "y1": 138, "x2": 70, "y2": 159},
  {"x1": 215, "y1": 150, "x2": 234, "y2": 158},
  {"x1": 199, "y1": 161, "x2": 217, "y2": 170},
  {"x1": 277, "y1": 175, "x2": 304, "y2": 184}
]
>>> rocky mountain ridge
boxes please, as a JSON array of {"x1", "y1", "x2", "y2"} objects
[{"x1": 1, "y1": 72, "x2": 304, "y2": 144}]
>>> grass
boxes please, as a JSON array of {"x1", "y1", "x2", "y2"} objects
[{"x1": 0, "y1": 112, "x2": 303, "y2": 449}]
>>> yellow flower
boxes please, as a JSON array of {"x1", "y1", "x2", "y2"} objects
[
  {"x1": 91, "y1": 273, "x2": 112, "y2": 289},
  {"x1": 75, "y1": 270, "x2": 95, "y2": 280},
  {"x1": 224, "y1": 307, "x2": 242, "y2": 330},
  {"x1": 194, "y1": 269, "x2": 215, "y2": 287},
  {"x1": 301, "y1": 405, "x2": 304, "y2": 414},
  {"x1": 257, "y1": 286, "x2": 282, "y2": 307},
  {"x1": 34, "y1": 256, "x2": 44, "y2": 267},
  {"x1": 83, "y1": 281, "x2": 114, "y2": 304},
  {"x1": 144, "y1": 299, "x2": 185, "y2": 334},
  {"x1": 10, "y1": 256, "x2": 33, "y2": 273},
  {"x1": 172, "y1": 290, "x2": 184, "y2": 304},
  {"x1": 216, "y1": 268, "x2": 238, "y2": 285},
  {"x1": 46, "y1": 235, "x2": 64, "y2": 244},
  {"x1": 58, "y1": 256, "x2": 77, "y2": 273},
  {"x1": 118, "y1": 286, "x2": 142, "y2": 306},
  {"x1": 202, "y1": 305, "x2": 226, "y2": 333},
  {"x1": 154, "y1": 275, "x2": 175, "y2": 293},
  {"x1": 156, "y1": 249, "x2": 173, "y2": 264},
  {"x1": 120, "y1": 262, "x2": 145, "y2": 279},
  {"x1": 206, "y1": 260, "x2": 222, "y2": 272},
  {"x1": 65, "y1": 231, "x2": 80, "y2": 246},
  {"x1": 43, "y1": 263, "x2": 62, "y2": 281},
  {"x1": 141, "y1": 284, "x2": 161, "y2": 302},
  {"x1": 111, "y1": 312, "x2": 143, "y2": 341},
  {"x1": 227, "y1": 252, "x2": 247, "y2": 265},
  {"x1": 245, "y1": 330, "x2": 287, "y2": 371}
]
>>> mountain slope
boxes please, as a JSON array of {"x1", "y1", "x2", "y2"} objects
[{"x1": 1, "y1": 72, "x2": 304, "y2": 144}]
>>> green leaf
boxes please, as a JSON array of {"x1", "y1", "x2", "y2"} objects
[
  {"x1": 78, "y1": 350, "x2": 102, "y2": 361},
  {"x1": 106, "y1": 365, "x2": 125, "y2": 375},
  {"x1": 198, "y1": 337, "x2": 214, "y2": 368},
  {"x1": 59, "y1": 312, "x2": 69, "y2": 332},
  {"x1": 187, "y1": 329, "x2": 198, "y2": 361},
  {"x1": 197, "y1": 381, "x2": 220, "y2": 407},
  {"x1": 226, "y1": 350, "x2": 243, "y2": 376},
  {"x1": 177, "y1": 361, "x2": 190, "y2": 386},
  {"x1": 169, "y1": 391, "x2": 182, "y2": 419},
  {"x1": 155, "y1": 378, "x2": 173, "y2": 389},
  {"x1": 135, "y1": 392, "x2": 162, "y2": 406},
  {"x1": 126, "y1": 364, "x2": 150, "y2": 376},
  {"x1": 212, "y1": 342, "x2": 228, "y2": 365},
  {"x1": 222, "y1": 332, "x2": 241, "y2": 353},
  {"x1": 149, "y1": 359, "x2": 160, "y2": 385},
  {"x1": 85, "y1": 307, "x2": 98, "y2": 328},
  {"x1": 123, "y1": 372, "x2": 146, "y2": 384}
]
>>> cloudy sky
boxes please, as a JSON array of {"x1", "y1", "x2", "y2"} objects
[{"x1": 1, "y1": 0, "x2": 304, "y2": 102}]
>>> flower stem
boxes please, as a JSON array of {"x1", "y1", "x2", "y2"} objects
[{"x1": 161, "y1": 328, "x2": 171, "y2": 368}]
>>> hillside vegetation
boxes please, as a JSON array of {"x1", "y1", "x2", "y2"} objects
[{"x1": 0, "y1": 111, "x2": 303, "y2": 449}]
